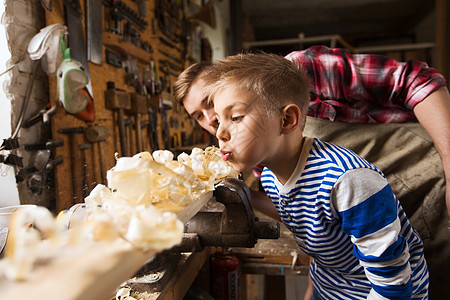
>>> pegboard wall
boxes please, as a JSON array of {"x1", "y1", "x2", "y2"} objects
[{"x1": 45, "y1": 0, "x2": 212, "y2": 211}]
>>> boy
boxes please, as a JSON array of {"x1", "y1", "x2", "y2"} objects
[{"x1": 203, "y1": 53, "x2": 429, "y2": 299}]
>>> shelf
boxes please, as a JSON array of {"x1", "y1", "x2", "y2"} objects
[{"x1": 103, "y1": 32, "x2": 152, "y2": 64}]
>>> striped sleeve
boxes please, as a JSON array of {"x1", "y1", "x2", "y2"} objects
[{"x1": 331, "y1": 168, "x2": 412, "y2": 299}]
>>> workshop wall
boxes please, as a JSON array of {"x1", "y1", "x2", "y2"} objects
[{"x1": 3, "y1": 0, "x2": 227, "y2": 213}]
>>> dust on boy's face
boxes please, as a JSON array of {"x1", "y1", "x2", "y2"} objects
[{"x1": 213, "y1": 87, "x2": 281, "y2": 172}]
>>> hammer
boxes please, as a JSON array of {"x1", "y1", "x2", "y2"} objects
[
  {"x1": 79, "y1": 143, "x2": 92, "y2": 198},
  {"x1": 85, "y1": 125, "x2": 110, "y2": 185},
  {"x1": 129, "y1": 93, "x2": 148, "y2": 153},
  {"x1": 105, "y1": 82, "x2": 131, "y2": 157},
  {"x1": 58, "y1": 126, "x2": 85, "y2": 205},
  {"x1": 121, "y1": 118, "x2": 133, "y2": 155}
]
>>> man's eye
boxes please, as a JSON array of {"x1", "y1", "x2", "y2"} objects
[{"x1": 231, "y1": 116, "x2": 243, "y2": 122}]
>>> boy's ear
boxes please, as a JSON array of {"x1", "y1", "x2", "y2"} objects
[{"x1": 280, "y1": 104, "x2": 301, "y2": 134}]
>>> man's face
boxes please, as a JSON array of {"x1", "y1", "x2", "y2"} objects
[{"x1": 183, "y1": 78, "x2": 218, "y2": 135}]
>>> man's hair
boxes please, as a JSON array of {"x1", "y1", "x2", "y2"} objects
[
  {"x1": 203, "y1": 52, "x2": 311, "y2": 117},
  {"x1": 173, "y1": 61, "x2": 212, "y2": 104}
]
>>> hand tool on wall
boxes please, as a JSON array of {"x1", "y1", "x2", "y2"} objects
[
  {"x1": 27, "y1": 152, "x2": 63, "y2": 175},
  {"x1": 153, "y1": 96, "x2": 166, "y2": 150},
  {"x1": 135, "y1": 0, "x2": 147, "y2": 17},
  {"x1": 31, "y1": 150, "x2": 52, "y2": 172},
  {"x1": 159, "y1": 59, "x2": 183, "y2": 74},
  {"x1": 124, "y1": 118, "x2": 133, "y2": 155},
  {"x1": 108, "y1": 3, "x2": 123, "y2": 35},
  {"x1": 147, "y1": 108, "x2": 159, "y2": 151},
  {"x1": 105, "y1": 82, "x2": 131, "y2": 157},
  {"x1": 123, "y1": 57, "x2": 140, "y2": 87},
  {"x1": 1, "y1": 137, "x2": 20, "y2": 151},
  {"x1": 22, "y1": 105, "x2": 57, "y2": 128},
  {"x1": 63, "y1": 0, "x2": 90, "y2": 91},
  {"x1": 158, "y1": 49, "x2": 183, "y2": 65},
  {"x1": 23, "y1": 155, "x2": 63, "y2": 187},
  {"x1": 169, "y1": 116, "x2": 180, "y2": 148},
  {"x1": 0, "y1": 154, "x2": 22, "y2": 168},
  {"x1": 105, "y1": 0, "x2": 148, "y2": 31},
  {"x1": 24, "y1": 140, "x2": 64, "y2": 151},
  {"x1": 79, "y1": 143, "x2": 91, "y2": 198},
  {"x1": 87, "y1": 0, "x2": 103, "y2": 65},
  {"x1": 143, "y1": 61, "x2": 157, "y2": 97},
  {"x1": 158, "y1": 36, "x2": 180, "y2": 51},
  {"x1": 26, "y1": 151, "x2": 63, "y2": 195},
  {"x1": 154, "y1": 0, "x2": 183, "y2": 43},
  {"x1": 129, "y1": 93, "x2": 148, "y2": 153},
  {"x1": 140, "y1": 121, "x2": 149, "y2": 151},
  {"x1": 38, "y1": 156, "x2": 64, "y2": 196},
  {"x1": 162, "y1": 106, "x2": 171, "y2": 149},
  {"x1": 85, "y1": 125, "x2": 110, "y2": 185},
  {"x1": 27, "y1": 172, "x2": 45, "y2": 195},
  {"x1": 171, "y1": 132, "x2": 181, "y2": 148},
  {"x1": 58, "y1": 126, "x2": 85, "y2": 206},
  {"x1": 46, "y1": 156, "x2": 64, "y2": 171}
]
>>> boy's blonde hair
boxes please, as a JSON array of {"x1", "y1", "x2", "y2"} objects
[{"x1": 203, "y1": 52, "x2": 311, "y2": 118}]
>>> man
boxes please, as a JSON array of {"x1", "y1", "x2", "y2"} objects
[{"x1": 173, "y1": 46, "x2": 449, "y2": 299}]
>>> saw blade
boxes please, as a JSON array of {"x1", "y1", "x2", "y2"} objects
[
  {"x1": 87, "y1": 0, "x2": 103, "y2": 65},
  {"x1": 63, "y1": 0, "x2": 93, "y2": 96}
]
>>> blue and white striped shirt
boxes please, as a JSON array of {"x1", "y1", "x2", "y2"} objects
[{"x1": 261, "y1": 138, "x2": 428, "y2": 299}]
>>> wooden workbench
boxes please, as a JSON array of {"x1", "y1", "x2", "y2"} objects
[
  {"x1": 118, "y1": 212, "x2": 310, "y2": 300},
  {"x1": 125, "y1": 248, "x2": 211, "y2": 300},
  {"x1": 230, "y1": 212, "x2": 310, "y2": 300}
]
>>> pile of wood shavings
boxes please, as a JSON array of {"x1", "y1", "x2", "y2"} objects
[{"x1": 0, "y1": 147, "x2": 238, "y2": 288}]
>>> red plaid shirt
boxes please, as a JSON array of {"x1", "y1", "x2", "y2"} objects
[
  {"x1": 252, "y1": 47, "x2": 447, "y2": 179},
  {"x1": 286, "y1": 46, "x2": 447, "y2": 123}
]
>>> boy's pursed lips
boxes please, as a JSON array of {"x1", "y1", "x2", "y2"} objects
[{"x1": 220, "y1": 150, "x2": 231, "y2": 161}]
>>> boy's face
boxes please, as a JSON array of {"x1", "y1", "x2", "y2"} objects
[
  {"x1": 214, "y1": 87, "x2": 281, "y2": 172},
  {"x1": 183, "y1": 78, "x2": 219, "y2": 135}
]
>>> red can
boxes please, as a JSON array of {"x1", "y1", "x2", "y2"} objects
[{"x1": 211, "y1": 253, "x2": 240, "y2": 300}]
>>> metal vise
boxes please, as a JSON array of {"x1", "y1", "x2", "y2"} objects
[{"x1": 174, "y1": 178, "x2": 280, "y2": 252}]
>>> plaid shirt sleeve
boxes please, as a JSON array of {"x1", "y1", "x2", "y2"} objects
[{"x1": 285, "y1": 46, "x2": 447, "y2": 123}]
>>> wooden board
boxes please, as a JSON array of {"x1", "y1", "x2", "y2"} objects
[
  {"x1": 231, "y1": 212, "x2": 310, "y2": 268},
  {"x1": 0, "y1": 240, "x2": 158, "y2": 300},
  {"x1": 120, "y1": 248, "x2": 212, "y2": 300}
]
